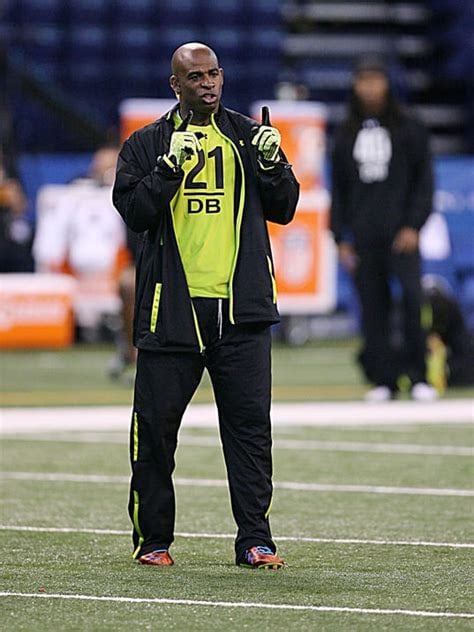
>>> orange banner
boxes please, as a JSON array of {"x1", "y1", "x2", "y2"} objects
[
  {"x1": 251, "y1": 101, "x2": 327, "y2": 192},
  {"x1": 120, "y1": 99, "x2": 177, "y2": 141},
  {"x1": 268, "y1": 191, "x2": 336, "y2": 314},
  {"x1": 0, "y1": 274, "x2": 76, "y2": 349}
]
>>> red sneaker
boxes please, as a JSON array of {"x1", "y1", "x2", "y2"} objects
[
  {"x1": 139, "y1": 549, "x2": 174, "y2": 566},
  {"x1": 238, "y1": 546, "x2": 284, "y2": 570}
]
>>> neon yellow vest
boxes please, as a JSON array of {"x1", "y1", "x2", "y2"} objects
[{"x1": 171, "y1": 115, "x2": 236, "y2": 298}]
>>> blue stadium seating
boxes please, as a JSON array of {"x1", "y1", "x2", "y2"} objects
[
  {"x1": 114, "y1": 0, "x2": 155, "y2": 24},
  {"x1": 66, "y1": 0, "x2": 110, "y2": 23},
  {"x1": 17, "y1": 0, "x2": 64, "y2": 23},
  {"x1": 4, "y1": 0, "x2": 283, "y2": 151},
  {"x1": 459, "y1": 276, "x2": 474, "y2": 330},
  {"x1": 21, "y1": 25, "x2": 64, "y2": 62},
  {"x1": 155, "y1": 0, "x2": 200, "y2": 28},
  {"x1": 156, "y1": 27, "x2": 203, "y2": 54},
  {"x1": 445, "y1": 216, "x2": 474, "y2": 276},
  {"x1": 422, "y1": 258, "x2": 459, "y2": 295}
]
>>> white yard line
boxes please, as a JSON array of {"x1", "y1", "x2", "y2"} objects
[
  {"x1": 2, "y1": 471, "x2": 473, "y2": 497},
  {"x1": 4, "y1": 432, "x2": 472, "y2": 456},
  {"x1": 182, "y1": 437, "x2": 473, "y2": 456},
  {"x1": 1, "y1": 399, "x2": 473, "y2": 434},
  {"x1": 1, "y1": 525, "x2": 473, "y2": 549},
  {"x1": 0, "y1": 592, "x2": 472, "y2": 619}
]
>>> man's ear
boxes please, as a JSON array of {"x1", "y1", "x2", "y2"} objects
[
  {"x1": 170, "y1": 75, "x2": 180, "y2": 96},
  {"x1": 220, "y1": 68, "x2": 224, "y2": 86}
]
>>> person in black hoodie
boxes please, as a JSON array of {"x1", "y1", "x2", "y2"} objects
[
  {"x1": 113, "y1": 43, "x2": 299, "y2": 569},
  {"x1": 330, "y1": 57, "x2": 438, "y2": 402}
]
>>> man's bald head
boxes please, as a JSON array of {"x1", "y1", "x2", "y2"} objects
[
  {"x1": 171, "y1": 43, "x2": 219, "y2": 76},
  {"x1": 169, "y1": 42, "x2": 224, "y2": 124}
]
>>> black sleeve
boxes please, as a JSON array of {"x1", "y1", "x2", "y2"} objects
[
  {"x1": 329, "y1": 130, "x2": 350, "y2": 244},
  {"x1": 113, "y1": 132, "x2": 183, "y2": 233},
  {"x1": 404, "y1": 122, "x2": 434, "y2": 231},
  {"x1": 257, "y1": 150, "x2": 300, "y2": 225}
]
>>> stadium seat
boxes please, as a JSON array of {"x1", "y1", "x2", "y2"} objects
[
  {"x1": 113, "y1": 26, "x2": 153, "y2": 55},
  {"x1": 21, "y1": 25, "x2": 63, "y2": 62},
  {"x1": 17, "y1": 0, "x2": 63, "y2": 22},
  {"x1": 156, "y1": 27, "x2": 202, "y2": 53},
  {"x1": 66, "y1": 0, "x2": 110, "y2": 23},
  {"x1": 68, "y1": 26, "x2": 109, "y2": 59},
  {"x1": 204, "y1": 29, "x2": 243, "y2": 56},
  {"x1": 114, "y1": 0, "x2": 155, "y2": 24},
  {"x1": 155, "y1": 0, "x2": 200, "y2": 28},
  {"x1": 198, "y1": 0, "x2": 248, "y2": 25}
]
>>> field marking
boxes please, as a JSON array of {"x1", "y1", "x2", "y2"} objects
[
  {"x1": 1, "y1": 399, "x2": 473, "y2": 434},
  {"x1": 3, "y1": 433, "x2": 472, "y2": 456},
  {"x1": 0, "y1": 592, "x2": 472, "y2": 619},
  {"x1": 182, "y1": 436, "x2": 474, "y2": 456},
  {"x1": 1, "y1": 525, "x2": 473, "y2": 550},
  {"x1": 3, "y1": 471, "x2": 474, "y2": 497}
]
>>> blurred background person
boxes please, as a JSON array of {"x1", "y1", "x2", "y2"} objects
[
  {"x1": 422, "y1": 275, "x2": 474, "y2": 390},
  {"x1": 330, "y1": 57, "x2": 438, "y2": 402},
  {"x1": 34, "y1": 144, "x2": 123, "y2": 277},
  {"x1": 33, "y1": 143, "x2": 131, "y2": 347},
  {"x1": 107, "y1": 227, "x2": 139, "y2": 383},
  {"x1": 0, "y1": 101, "x2": 33, "y2": 273}
]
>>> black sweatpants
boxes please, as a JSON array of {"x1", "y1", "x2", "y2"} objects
[
  {"x1": 129, "y1": 298, "x2": 275, "y2": 563},
  {"x1": 355, "y1": 248, "x2": 427, "y2": 389}
]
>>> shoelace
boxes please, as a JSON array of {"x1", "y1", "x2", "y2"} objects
[{"x1": 253, "y1": 546, "x2": 274, "y2": 555}]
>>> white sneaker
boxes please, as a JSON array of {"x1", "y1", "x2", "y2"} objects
[
  {"x1": 411, "y1": 382, "x2": 439, "y2": 402},
  {"x1": 364, "y1": 386, "x2": 393, "y2": 403}
]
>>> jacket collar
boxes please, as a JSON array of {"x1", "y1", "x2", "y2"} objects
[{"x1": 162, "y1": 102, "x2": 227, "y2": 129}]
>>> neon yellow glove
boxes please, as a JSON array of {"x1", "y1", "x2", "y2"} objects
[
  {"x1": 167, "y1": 131, "x2": 202, "y2": 167},
  {"x1": 251, "y1": 125, "x2": 281, "y2": 163}
]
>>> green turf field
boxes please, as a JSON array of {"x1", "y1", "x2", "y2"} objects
[
  {"x1": 1, "y1": 341, "x2": 473, "y2": 628},
  {"x1": 1, "y1": 415, "x2": 473, "y2": 630},
  {"x1": 1, "y1": 340, "x2": 473, "y2": 406}
]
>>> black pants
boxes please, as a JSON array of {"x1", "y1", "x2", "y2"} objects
[
  {"x1": 355, "y1": 248, "x2": 427, "y2": 389},
  {"x1": 129, "y1": 298, "x2": 275, "y2": 563}
]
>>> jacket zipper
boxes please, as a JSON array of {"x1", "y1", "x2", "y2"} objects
[
  {"x1": 217, "y1": 298, "x2": 223, "y2": 339},
  {"x1": 210, "y1": 114, "x2": 245, "y2": 325},
  {"x1": 266, "y1": 256, "x2": 277, "y2": 304},
  {"x1": 190, "y1": 301, "x2": 205, "y2": 353},
  {"x1": 168, "y1": 190, "x2": 206, "y2": 353}
]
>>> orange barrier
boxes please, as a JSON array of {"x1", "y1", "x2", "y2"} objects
[
  {"x1": 251, "y1": 100, "x2": 327, "y2": 192},
  {"x1": 0, "y1": 274, "x2": 76, "y2": 349},
  {"x1": 269, "y1": 190, "x2": 336, "y2": 314},
  {"x1": 251, "y1": 101, "x2": 336, "y2": 313},
  {"x1": 120, "y1": 99, "x2": 177, "y2": 141}
]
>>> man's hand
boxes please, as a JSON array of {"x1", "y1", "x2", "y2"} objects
[
  {"x1": 252, "y1": 106, "x2": 281, "y2": 163},
  {"x1": 338, "y1": 242, "x2": 358, "y2": 274},
  {"x1": 168, "y1": 131, "x2": 202, "y2": 167},
  {"x1": 165, "y1": 109, "x2": 201, "y2": 168},
  {"x1": 392, "y1": 227, "x2": 419, "y2": 253}
]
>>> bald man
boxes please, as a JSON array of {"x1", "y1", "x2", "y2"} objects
[{"x1": 114, "y1": 43, "x2": 299, "y2": 570}]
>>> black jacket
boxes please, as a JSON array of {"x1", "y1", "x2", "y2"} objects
[
  {"x1": 330, "y1": 112, "x2": 433, "y2": 250},
  {"x1": 113, "y1": 104, "x2": 299, "y2": 352}
]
